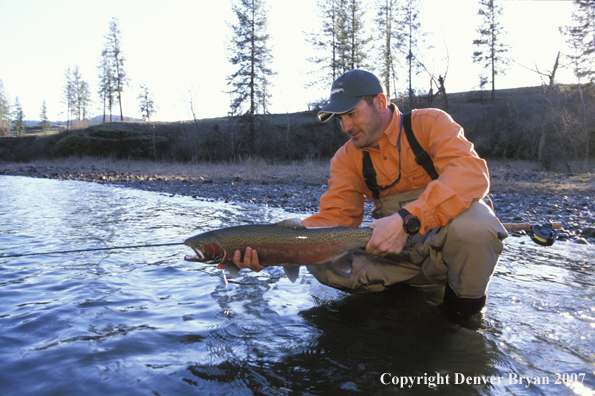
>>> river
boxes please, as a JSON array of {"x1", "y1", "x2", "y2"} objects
[{"x1": 0, "y1": 175, "x2": 593, "y2": 395}]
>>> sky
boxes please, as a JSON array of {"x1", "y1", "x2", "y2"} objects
[{"x1": 0, "y1": 0, "x2": 577, "y2": 123}]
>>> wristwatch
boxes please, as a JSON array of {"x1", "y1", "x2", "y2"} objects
[{"x1": 397, "y1": 208, "x2": 421, "y2": 235}]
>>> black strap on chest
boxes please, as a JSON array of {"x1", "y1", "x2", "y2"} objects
[
  {"x1": 362, "y1": 151, "x2": 383, "y2": 200},
  {"x1": 362, "y1": 112, "x2": 439, "y2": 200},
  {"x1": 403, "y1": 112, "x2": 439, "y2": 181}
]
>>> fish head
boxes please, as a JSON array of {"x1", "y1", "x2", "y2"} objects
[{"x1": 183, "y1": 232, "x2": 226, "y2": 263}]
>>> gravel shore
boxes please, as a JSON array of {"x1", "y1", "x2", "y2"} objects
[{"x1": 2, "y1": 162, "x2": 594, "y2": 245}]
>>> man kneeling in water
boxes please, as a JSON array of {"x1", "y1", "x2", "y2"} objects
[{"x1": 221, "y1": 69, "x2": 508, "y2": 316}]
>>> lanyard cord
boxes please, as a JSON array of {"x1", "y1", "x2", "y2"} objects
[{"x1": 371, "y1": 113, "x2": 403, "y2": 192}]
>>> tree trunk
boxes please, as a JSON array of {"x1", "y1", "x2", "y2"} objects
[
  {"x1": 538, "y1": 52, "x2": 560, "y2": 164},
  {"x1": 577, "y1": 82, "x2": 589, "y2": 170},
  {"x1": 118, "y1": 91, "x2": 124, "y2": 121},
  {"x1": 438, "y1": 75, "x2": 448, "y2": 112}
]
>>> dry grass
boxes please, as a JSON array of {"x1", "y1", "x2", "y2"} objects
[{"x1": 487, "y1": 159, "x2": 595, "y2": 194}]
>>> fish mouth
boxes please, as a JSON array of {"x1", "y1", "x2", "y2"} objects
[{"x1": 184, "y1": 247, "x2": 205, "y2": 262}]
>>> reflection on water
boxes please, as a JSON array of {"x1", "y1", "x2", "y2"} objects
[{"x1": 0, "y1": 176, "x2": 593, "y2": 395}]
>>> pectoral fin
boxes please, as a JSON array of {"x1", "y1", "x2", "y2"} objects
[
  {"x1": 330, "y1": 252, "x2": 353, "y2": 274},
  {"x1": 283, "y1": 265, "x2": 301, "y2": 283},
  {"x1": 222, "y1": 259, "x2": 241, "y2": 277}
]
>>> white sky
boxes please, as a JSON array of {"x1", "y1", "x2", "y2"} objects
[{"x1": 0, "y1": 0, "x2": 576, "y2": 122}]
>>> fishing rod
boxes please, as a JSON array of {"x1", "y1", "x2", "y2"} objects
[
  {"x1": 0, "y1": 221, "x2": 563, "y2": 259},
  {"x1": 0, "y1": 242, "x2": 185, "y2": 258}
]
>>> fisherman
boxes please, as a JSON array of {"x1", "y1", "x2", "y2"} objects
[{"x1": 223, "y1": 69, "x2": 508, "y2": 316}]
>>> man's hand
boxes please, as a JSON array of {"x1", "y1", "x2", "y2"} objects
[
  {"x1": 366, "y1": 213, "x2": 409, "y2": 256},
  {"x1": 217, "y1": 247, "x2": 265, "y2": 272}
]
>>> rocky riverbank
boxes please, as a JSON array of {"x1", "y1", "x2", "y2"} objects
[{"x1": 1, "y1": 161, "x2": 594, "y2": 245}]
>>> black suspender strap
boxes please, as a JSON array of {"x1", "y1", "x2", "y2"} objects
[
  {"x1": 402, "y1": 112, "x2": 439, "y2": 180},
  {"x1": 362, "y1": 151, "x2": 380, "y2": 200},
  {"x1": 361, "y1": 111, "x2": 439, "y2": 199}
]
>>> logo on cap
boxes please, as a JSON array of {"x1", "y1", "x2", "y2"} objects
[{"x1": 330, "y1": 88, "x2": 344, "y2": 95}]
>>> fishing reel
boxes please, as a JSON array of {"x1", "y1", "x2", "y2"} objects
[{"x1": 526, "y1": 224, "x2": 558, "y2": 246}]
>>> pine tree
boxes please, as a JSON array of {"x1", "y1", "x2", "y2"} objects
[
  {"x1": 561, "y1": 0, "x2": 595, "y2": 83},
  {"x1": 62, "y1": 65, "x2": 75, "y2": 130},
  {"x1": 13, "y1": 97, "x2": 25, "y2": 138},
  {"x1": 137, "y1": 84, "x2": 157, "y2": 121},
  {"x1": 306, "y1": 0, "x2": 346, "y2": 86},
  {"x1": 344, "y1": 0, "x2": 371, "y2": 71},
  {"x1": 402, "y1": 0, "x2": 422, "y2": 100},
  {"x1": 335, "y1": 0, "x2": 350, "y2": 75},
  {"x1": 98, "y1": 49, "x2": 115, "y2": 123},
  {"x1": 102, "y1": 17, "x2": 128, "y2": 121},
  {"x1": 561, "y1": 0, "x2": 595, "y2": 169},
  {"x1": 70, "y1": 66, "x2": 92, "y2": 123},
  {"x1": 227, "y1": 0, "x2": 275, "y2": 148},
  {"x1": 472, "y1": 0, "x2": 510, "y2": 102},
  {"x1": 374, "y1": 0, "x2": 403, "y2": 100},
  {"x1": 78, "y1": 80, "x2": 92, "y2": 122},
  {"x1": 40, "y1": 100, "x2": 51, "y2": 134},
  {"x1": 307, "y1": 0, "x2": 370, "y2": 89},
  {"x1": 64, "y1": 65, "x2": 92, "y2": 126}
]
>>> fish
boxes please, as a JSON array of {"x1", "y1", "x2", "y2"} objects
[{"x1": 184, "y1": 218, "x2": 373, "y2": 282}]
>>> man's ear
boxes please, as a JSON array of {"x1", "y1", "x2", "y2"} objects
[{"x1": 374, "y1": 93, "x2": 388, "y2": 114}]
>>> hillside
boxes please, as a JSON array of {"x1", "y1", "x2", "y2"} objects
[{"x1": 0, "y1": 84, "x2": 593, "y2": 172}]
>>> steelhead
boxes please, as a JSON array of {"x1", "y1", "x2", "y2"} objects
[{"x1": 184, "y1": 218, "x2": 373, "y2": 282}]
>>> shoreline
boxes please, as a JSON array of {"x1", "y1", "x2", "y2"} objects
[{"x1": 1, "y1": 159, "x2": 594, "y2": 244}]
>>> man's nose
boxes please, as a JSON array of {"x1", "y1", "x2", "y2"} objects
[{"x1": 341, "y1": 119, "x2": 352, "y2": 133}]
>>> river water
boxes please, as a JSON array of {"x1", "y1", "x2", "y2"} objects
[{"x1": 0, "y1": 175, "x2": 593, "y2": 395}]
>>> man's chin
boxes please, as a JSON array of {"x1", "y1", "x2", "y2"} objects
[{"x1": 351, "y1": 138, "x2": 367, "y2": 148}]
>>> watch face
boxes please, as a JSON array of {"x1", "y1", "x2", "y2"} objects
[{"x1": 405, "y1": 217, "x2": 421, "y2": 234}]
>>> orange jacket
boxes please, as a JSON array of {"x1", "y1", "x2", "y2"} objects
[{"x1": 302, "y1": 105, "x2": 490, "y2": 235}]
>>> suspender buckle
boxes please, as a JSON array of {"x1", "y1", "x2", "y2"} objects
[{"x1": 415, "y1": 150, "x2": 432, "y2": 166}]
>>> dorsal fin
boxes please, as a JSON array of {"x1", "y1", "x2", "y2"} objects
[{"x1": 277, "y1": 218, "x2": 305, "y2": 229}]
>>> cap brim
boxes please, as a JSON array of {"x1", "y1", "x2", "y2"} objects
[{"x1": 317, "y1": 97, "x2": 363, "y2": 123}]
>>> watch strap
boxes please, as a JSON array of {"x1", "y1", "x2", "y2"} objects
[{"x1": 397, "y1": 208, "x2": 411, "y2": 221}]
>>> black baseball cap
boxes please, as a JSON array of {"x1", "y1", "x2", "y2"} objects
[{"x1": 317, "y1": 69, "x2": 386, "y2": 123}]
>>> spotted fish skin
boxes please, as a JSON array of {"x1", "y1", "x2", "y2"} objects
[{"x1": 183, "y1": 218, "x2": 373, "y2": 282}]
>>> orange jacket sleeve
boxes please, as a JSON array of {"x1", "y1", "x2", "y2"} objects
[
  {"x1": 404, "y1": 109, "x2": 489, "y2": 234},
  {"x1": 302, "y1": 151, "x2": 367, "y2": 228}
]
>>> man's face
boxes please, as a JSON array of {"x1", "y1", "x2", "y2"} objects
[{"x1": 336, "y1": 98, "x2": 384, "y2": 148}]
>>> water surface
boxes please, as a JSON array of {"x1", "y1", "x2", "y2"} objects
[{"x1": 0, "y1": 176, "x2": 593, "y2": 395}]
